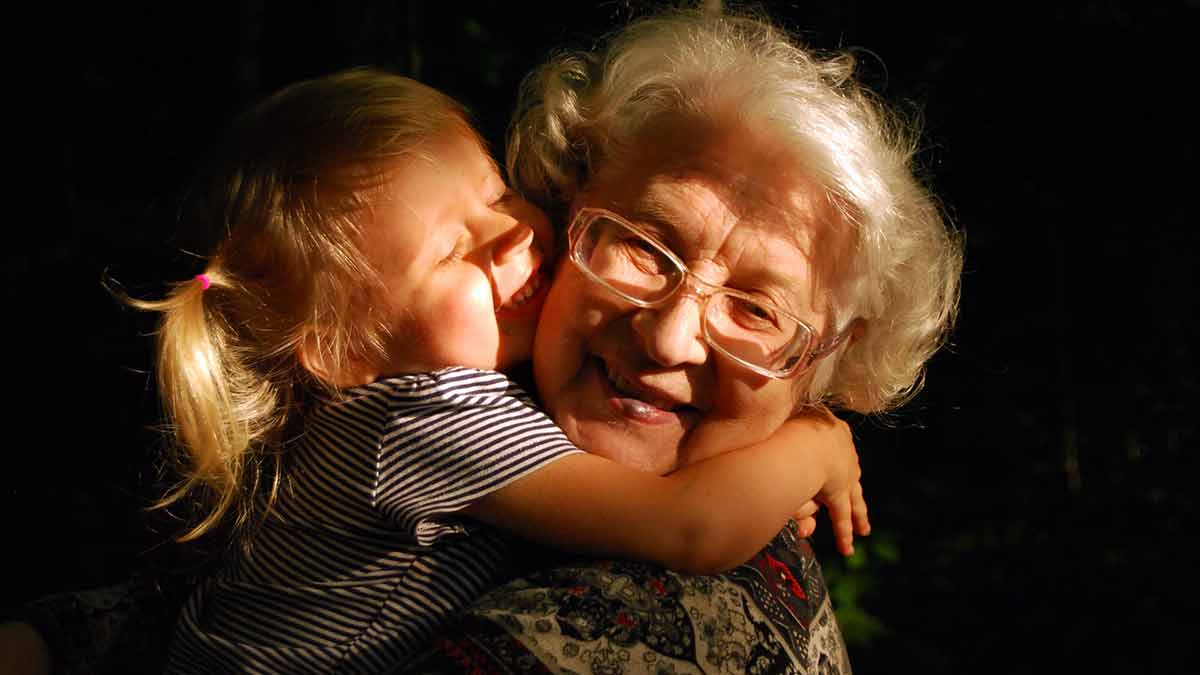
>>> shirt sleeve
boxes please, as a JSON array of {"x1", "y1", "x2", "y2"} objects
[{"x1": 371, "y1": 369, "x2": 581, "y2": 546}]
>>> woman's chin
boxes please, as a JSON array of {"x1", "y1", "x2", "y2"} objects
[{"x1": 550, "y1": 356, "x2": 689, "y2": 475}]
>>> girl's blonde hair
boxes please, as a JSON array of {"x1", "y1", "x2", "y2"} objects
[
  {"x1": 129, "y1": 68, "x2": 478, "y2": 543},
  {"x1": 508, "y1": 7, "x2": 964, "y2": 413}
]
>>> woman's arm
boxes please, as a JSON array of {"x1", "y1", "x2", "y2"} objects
[{"x1": 464, "y1": 412, "x2": 866, "y2": 574}]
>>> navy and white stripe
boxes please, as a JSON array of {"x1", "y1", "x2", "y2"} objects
[{"x1": 167, "y1": 368, "x2": 580, "y2": 673}]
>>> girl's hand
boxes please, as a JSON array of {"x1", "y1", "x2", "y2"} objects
[
  {"x1": 794, "y1": 409, "x2": 871, "y2": 556},
  {"x1": 820, "y1": 475, "x2": 870, "y2": 556},
  {"x1": 792, "y1": 500, "x2": 819, "y2": 538}
]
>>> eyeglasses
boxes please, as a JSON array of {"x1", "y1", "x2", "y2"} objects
[{"x1": 568, "y1": 207, "x2": 854, "y2": 379}]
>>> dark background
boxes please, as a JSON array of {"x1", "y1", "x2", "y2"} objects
[{"x1": 5, "y1": 1, "x2": 1197, "y2": 673}]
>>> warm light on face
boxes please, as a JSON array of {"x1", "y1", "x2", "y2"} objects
[
  {"x1": 568, "y1": 207, "x2": 854, "y2": 379},
  {"x1": 361, "y1": 131, "x2": 554, "y2": 379}
]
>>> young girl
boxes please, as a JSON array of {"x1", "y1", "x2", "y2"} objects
[{"x1": 138, "y1": 68, "x2": 867, "y2": 672}]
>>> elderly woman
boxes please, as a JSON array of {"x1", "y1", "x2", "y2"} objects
[{"x1": 404, "y1": 7, "x2": 962, "y2": 674}]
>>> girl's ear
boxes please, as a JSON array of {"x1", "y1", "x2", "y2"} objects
[
  {"x1": 296, "y1": 335, "x2": 335, "y2": 385},
  {"x1": 297, "y1": 333, "x2": 376, "y2": 389}
]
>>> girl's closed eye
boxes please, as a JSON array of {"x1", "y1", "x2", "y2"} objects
[
  {"x1": 490, "y1": 187, "x2": 516, "y2": 207},
  {"x1": 440, "y1": 233, "x2": 469, "y2": 264}
]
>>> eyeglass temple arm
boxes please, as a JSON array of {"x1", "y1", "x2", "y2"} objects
[{"x1": 807, "y1": 318, "x2": 864, "y2": 364}]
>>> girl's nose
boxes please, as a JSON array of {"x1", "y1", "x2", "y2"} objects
[
  {"x1": 631, "y1": 292, "x2": 709, "y2": 367},
  {"x1": 487, "y1": 222, "x2": 540, "y2": 309},
  {"x1": 491, "y1": 221, "x2": 535, "y2": 265}
]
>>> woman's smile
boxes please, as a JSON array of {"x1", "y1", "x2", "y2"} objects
[{"x1": 594, "y1": 355, "x2": 703, "y2": 424}]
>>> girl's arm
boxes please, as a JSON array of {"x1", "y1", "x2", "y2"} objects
[
  {"x1": 682, "y1": 408, "x2": 870, "y2": 556},
  {"x1": 464, "y1": 412, "x2": 866, "y2": 574}
]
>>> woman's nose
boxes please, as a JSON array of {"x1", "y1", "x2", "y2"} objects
[{"x1": 632, "y1": 293, "x2": 709, "y2": 367}]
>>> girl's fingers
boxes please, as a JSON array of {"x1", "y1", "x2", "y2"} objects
[
  {"x1": 794, "y1": 500, "x2": 820, "y2": 520},
  {"x1": 795, "y1": 515, "x2": 817, "y2": 538},
  {"x1": 824, "y1": 492, "x2": 855, "y2": 556},
  {"x1": 851, "y1": 481, "x2": 871, "y2": 536},
  {"x1": 793, "y1": 501, "x2": 819, "y2": 537}
]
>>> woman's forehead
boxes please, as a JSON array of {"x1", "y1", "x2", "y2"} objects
[
  {"x1": 593, "y1": 121, "x2": 831, "y2": 241},
  {"x1": 586, "y1": 165, "x2": 826, "y2": 284}
]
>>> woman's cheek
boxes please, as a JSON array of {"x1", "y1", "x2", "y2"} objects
[
  {"x1": 536, "y1": 267, "x2": 614, "y2": 364},
  {"x1": 536, "y1": 260, "x2": 580, "y2": 328},
  {"x1": 715, "y1": 371, "x2": 796, "y2": 435}
]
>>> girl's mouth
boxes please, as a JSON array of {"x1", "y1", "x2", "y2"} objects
[{"x1": 496, "y1": 269, "x2": 547, "y2": 317}]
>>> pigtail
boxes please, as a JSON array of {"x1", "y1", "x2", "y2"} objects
[{"x1": 122, "y1": 269, "x2": 290, "y2": 544}]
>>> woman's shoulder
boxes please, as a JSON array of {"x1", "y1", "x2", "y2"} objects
[{"x1": 402, "y1": 523, "x2": 851, "y2": 674}]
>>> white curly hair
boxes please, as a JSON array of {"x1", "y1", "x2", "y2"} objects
[{"x1": 508, "y1": 6, "x2": 963, "y2": 413}]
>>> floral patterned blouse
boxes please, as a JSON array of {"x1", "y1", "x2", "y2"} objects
[{"x1": 402, "y1": 520, "x2": 851, "y2": 674}]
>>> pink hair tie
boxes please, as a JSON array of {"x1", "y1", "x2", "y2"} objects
[{"x1": 195, "y1": 274, "x2": 212, "y2": 290}]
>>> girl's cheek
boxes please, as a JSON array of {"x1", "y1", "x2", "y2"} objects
[
  {"x1": 429, "y1": 275, "x2": 503, "y2": 367},
  {"x1": 427, "y1": 275, "x2": 488, "y2": 323}
]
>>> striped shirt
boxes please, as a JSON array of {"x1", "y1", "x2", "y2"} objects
[{"x1": 167, "y1": 368, "x2": 580, "y2": 673}]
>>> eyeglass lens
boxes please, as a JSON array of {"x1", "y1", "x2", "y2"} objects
[{"x1": 574, "y1": 213, "x2": 813, "y2": 372}]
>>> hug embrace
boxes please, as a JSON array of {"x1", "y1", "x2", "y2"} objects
[{"x1": 2, "y1": 5, "x2": 961, "y2": 674}]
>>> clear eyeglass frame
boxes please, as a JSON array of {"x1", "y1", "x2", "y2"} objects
[{"x1": 567, "y1": 207, "x2": 855, "y2": 379}]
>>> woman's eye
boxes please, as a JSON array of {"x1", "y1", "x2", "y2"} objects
[
  {"x1": 618, "y1": 237, "x2": 667, "y2": 272},
  {"x1": 625, "y1": 237, "x2": 659, "y2": 256},
  {"x1": 731, "y1": 297, "x2": 780, "y2": 329}
]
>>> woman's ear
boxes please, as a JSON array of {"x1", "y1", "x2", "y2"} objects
[{"x1": 297, "y1": 333, "x2": 376, "y2": 389}]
